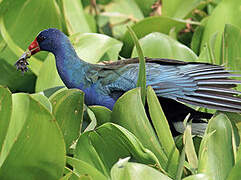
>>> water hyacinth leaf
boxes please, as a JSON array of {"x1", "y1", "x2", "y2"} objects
[
  {"x1": 111, "y1": 88, "x2": 177, "y2": 177},
  {"x1": 228, "y1": 137, "x2": 241, "y2": 176},
  {"x1": 198, "y1": 113, "x2": 234, "y2": 180},
  {"x1": 60, "y1": 172, "x2": 73, "y2": 180},
  {"x1": 89, "y1": 106, "x2": 112, "y2": 126},
  {"x1": 200, "y1": 0, "x2": 241, "y2": 64},
  {"x1": 221, "y1": 24, "x2": 241, "y2": 68},
  {"x1": 162, "y1": 0, "x2": 204, "y2": 19},
  {"x1": 127, "y1": 26, "x2": 146, "y2": 105},
  {"x1": 226, "y1": 159, "x2": 241, "y2": 180},
  {"x1": 75, "y1": 123, "x2": 159, "y2": 177},
  {"x1": 50, "y1": 89, "x2": 84, "y2": 153},
  {"x1": 183, "y1": 174, "x2": 212, "y2": 180},
  {"x1": 30, "y1": 93, "x2": 52, "y2": 112},
  {"x1": 146, "y1": 86, "x2": 179, "y2": 173},
  {"x1": 121, "y1": 16, "x2": 186, "y2": 57},
  {"x1": 224, "y1": 112, "x2": 241, "y2": 146},
  {"x1": 74, "y1": 132, "x2": 109, "y2": 177},
  {"x1": 0, "y1": 0, "x2": 61, "y2": 92},
  {"x1": 183, "y1": 125, "x2": 198, "y2": 170},
  {"x1": 132, "y1": 32, "x2": 197, "y2": 61},
  {"x1": 191, "y1": 23, "x2": 206, "y2": 55},
  {"x1": 0, "y1": 17, "x2": 42, "y2": 75},
  {"x1": 84, "y1": 107, "x2": 97, "y2": 132},
  {"x1": 111, "y1": 158, "x2": 172, "y2": 180},
  {"x1": 0, "y1": 93, "x2": 65, "y2": 179},
  {"x1": 62, "y1": 0, "x2": 93, "y2": 35},
  {"x1": 35, "y1": 53, "x2": 65, "y2": 92},
  {"x1": 103, "y1": 0, "x2": 144, "y2": 38},
  {"x1": 0, "y1": 0, "x2": 62, "y2": 64},
  {"x1": 0, "y1": 86, "x2": 12, "y2": 150},
  {"x1": 70, "y1": 33, "x2": 123, "y2": 63},
  {"x1": 42, "y1": 86, "x2": 66, "y2": 98},
  {"x1": 176, "y1": 146, "x2": 186, "y2": 180},
  {"x1": 198, "y1": 43, "x2": 213, "y2": 64},
  {"x1": 67, "y1": 157, "x2": 108, "y2": 180},
  {"x1": 133, "y1": 0, "x2": 156, "y2": 16},
  {"x1": 221, "y1": 24, "x2": 241, "y2": 91},
  {"x1": 0, "y1": 58, "x2": 36, "y2": 93}
]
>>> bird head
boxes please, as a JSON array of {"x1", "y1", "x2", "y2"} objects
[{"x1": 15, "y1": 28, "x2": 64, "y2": 73}]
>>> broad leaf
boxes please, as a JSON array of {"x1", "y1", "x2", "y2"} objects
[
  {"x1": 111, "y1": 157, "x2": 172, "y2": 180},
  {"x1": 70, "y1": 33, "x2": 123, "y2": 63},
  {"x1": 200, "y1": 0, "x2": 241, "y2": 63},
  {"x1": 198, "y1": 113, "x2": 235, "y2": 180},
  {"x1": 74, "y1": 123, "x2": 159, "y2": 177},
  {"x1": 50, "y1": 89, "x2": 84, "y2": 153},
  {"x1": 67, "y1": 157, "x2": 108, "y2": 180},
  {"x1": 132, "y1": 32, "x2": 197, "y2": 61},
  {"x1": 147, "y1": 86, "x2": 179, "y2": 174},
  {"x1": 35, "y1": 54, "x2": 64, "y2": 92},
  {"x1": 121, "y1": 16, "x2": 187, "y2": 56},
  {"x1": 0, "y1": 93, "x2": 65, "y2": 179},
  {"x1": 62, "y1": 0, "x2": 93, "y2": 34},
  {"x1": 0, "y1": 86, "x2": 12, "y2": 150},
  {"x1": 111, "y1": 88, "x2": 176, "y2": 177}
]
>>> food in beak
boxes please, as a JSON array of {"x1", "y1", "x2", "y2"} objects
[
  {"x1": 15, "y1": 38, "x2": 40, "y2": 73},
  {"x1": 15, "y1": 50, "x2": 31, "y2": 73}
]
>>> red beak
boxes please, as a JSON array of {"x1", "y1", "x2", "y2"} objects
[{"x1": 28, "y1": 38, "x2": 40, "y2": 55}]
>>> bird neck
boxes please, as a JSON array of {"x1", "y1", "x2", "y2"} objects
[{"x1": 53, "y1": 37, "x2": 90, "y2": 90}]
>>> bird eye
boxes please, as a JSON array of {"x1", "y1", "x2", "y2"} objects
[{"x1": 37, "y1": 35, "x2": 46, "y2": 43}]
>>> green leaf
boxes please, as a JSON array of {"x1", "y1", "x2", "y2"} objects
[
  {"x1": 0, "y1": 58, "x2": 36, "y2": 93},
  {"x1": 0, "y1": 17, "x2": 42, "y2": 75},
  {"x1": 183, "y1": 174, "x2": 212, "y2": 180},
  {"x1": 74, "y1": 132, "x2": 109, "y2": 177},
  {"x1": 0, "y1": 0, "x2": 62, "y2": 92},
  {"x1": 162, "y1": 0, "x2": 204, "y2": 19},
  {"x1": 0, "y1": 86, "x2": 12, "y2": 150},
  {"x1": 221, "y1": 24, "x2": 241, "y2": 91},
  {"x1": 70, "y1": 33, "x2": 123, "y2": 63},
  {"x1": 127, "y1": 26, "x2": 146, "y2": 105},
  {"x1": 224, "y1": 112, "x2": 241, "y2": 148},
  {"x1": 111, "y1": 88, "x2": 176, "y2": 177},
  {"x1": 62, "y1": 0, "x2": 93, "y2": 35},
  {"x1": 50, "y1": 89, "x2": 84, "y2": 153},
  {"x1": 198, "y1": 113, "x2": 235, "y2": 180},
  {"x1": 84, "y1": 107, "x2": 97, "y2": 132},
  {"x1": 35, "y1": 53, "x2": 65, "y2": 92},
  {"x1": 200, "y1": 0, "x2": 241, "y2": 64},
  {"x1": 74, "y1": 123, "x2": 159, "y2": 177},
  {"x1": 67, "y1": 156, "x2": 108, "y2": 180},
  {"x1": 89, "y1": 106, "x2": 112, "y2": 126},
  {"x1": 60, "y1": 171, "x2": 74, "y2": 180},
  {"x1": 191, "y1": 24, "x2": 205, "y2": 55},
  {"x1": 0, "y1": 93, "x2": 65, "y2": 179},
  {"x1": 133, "y1": 0, "x2": 156, "y2": 16},
  {"x1": 227, "y1": 158, "x2": 241, "y2": 180},
  {"x1": 111, "y1": 157, "x2": 172, "y2": 180},
  {"x1": 0, "y1": 0, "x2": 62, "y2": 65},
  {"x1": 132, "y1": 32, "x2": 198, "y2": 61},
  {"x1": 121, "y1": 16, "x2": 187, "y2": 57},
  {"x1": 183, "y1": 125, "x2": 198, "y2": 170},
  {"x1": 146, "y1": 86, "x2": 179, "y2": 174},
  {"x1": 176, "y1": 146, "x2": 186, "y2": 180},
  {"x1": 30, "y1": 93, "x2": 52, "y2": 112},
  {"x1": 102, "y1": 0, "x2": 144, "y2": 38}
]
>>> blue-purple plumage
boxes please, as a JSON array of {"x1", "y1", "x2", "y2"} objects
[
  {"x1": 29, "y1": 28, "x2": 241, "y2": 113},
  {"x1": 15, "y1": 28, "x2": 241, "y2": 135}
]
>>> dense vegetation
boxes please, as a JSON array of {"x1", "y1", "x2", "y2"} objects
[{"x1": 0, "y1": 0, "x2": 240, "y2": 179}]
